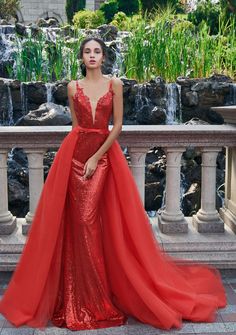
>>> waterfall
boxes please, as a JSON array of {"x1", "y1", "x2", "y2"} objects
[
  {"x1": 46, "y1": 83, "x2": 54, "y2": 102},
  {"x1": 229, "y1": 83, "x2": 236, "y2": 105},
  {"x1": 111, "y1": 48, "x2": 124, "y2": 77},
  {"x1": 165, "y1": 83, "x2": 181, "y2": 124},
  {"x1": 7, "y1": 83, "x2": 14, "y2": 126},
  {"x1": 176, "y1": 83, "x2": 182, "y2": 123},
  {"x1": 134, "y1": 84, "x2": 151, "y2": 116},
  {"x1": 20, "y1": 82, "x2": 28, "y2": 115}
]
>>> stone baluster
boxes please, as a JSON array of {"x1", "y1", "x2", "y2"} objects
[
  {"x1": 219, "y1": 147, "x2": 236, "y2": 234},
  {"x1": 0, "y1": 149, "x2": 16, "y2": 234},
  {"x1": 128, "y1": 147, "x2": 148, "y2": 205},
  {"x1": 193, "y1": 147, "x2": 224, "y2": 233},
  {"x1": 23, "y1": 149, "x2": 46, "y2": 235},
  {"x1": 158, "y1": 147, "x2": 188, "y2": 234}
]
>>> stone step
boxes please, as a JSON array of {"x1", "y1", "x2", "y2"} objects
[
  {"x1": 0, "y1": 217, "x2": 236, "y2": 276},
  {"x1": 151, "y1": 216, "x2": 236, "y2": 269}
]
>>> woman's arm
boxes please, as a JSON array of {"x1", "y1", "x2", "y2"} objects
[
  {"x1": 67, "y1": 81, "x2": 79, "y2": 129},
  {"x1": 92, "y1": 77, "x2": 123, "y2": 161}
]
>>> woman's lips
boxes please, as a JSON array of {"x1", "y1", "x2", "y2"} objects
[{"x1": 89, "y1": 60, "x2": 96, "y2": 63}]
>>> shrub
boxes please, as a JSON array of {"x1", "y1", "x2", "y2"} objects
[
  {"x1": 99, "y1": 0, "x2": 119, "y2": 23},
  {"x1": 110, "y1": 11, "x2": 128, "y2": 30},
  {"x1": 172, "y1": 19, "x2": 195, "y2": 34},
  {"x1": 72, "y1": 9, "x2": 106, "y2": 28},
  {"x1": 0, "y1": 0, "x2": 20, "y2": 20}
]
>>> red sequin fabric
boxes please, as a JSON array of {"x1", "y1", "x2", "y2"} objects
[{"x1": 50, "y1": 79, "x2": 127, "y2": 330}]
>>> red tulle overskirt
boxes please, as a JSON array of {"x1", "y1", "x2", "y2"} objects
[{"x1": 0, "y1": 125, "x2": 227, "y2": 331}]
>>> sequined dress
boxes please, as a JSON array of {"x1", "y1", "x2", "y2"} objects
[
  {"x1": 50, "y1": 80, "x2": 127, "y2": 330},
  {"x1": 0, "y1": 78, "x2": 227, "y2": 332}
]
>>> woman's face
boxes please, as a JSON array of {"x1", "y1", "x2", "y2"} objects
[{"x1": 82, "y1": 40, "x2": 105, "y2": 70}]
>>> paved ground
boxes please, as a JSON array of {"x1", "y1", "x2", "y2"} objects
[{"x1": 0, "y1": 272, "x2": 236, "y2": 335}]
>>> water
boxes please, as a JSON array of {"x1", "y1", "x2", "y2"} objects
[
  {"x1": 6, "y1": 82, "x2": 14, "y2": 126},
  {"x1": 20, "y1": 82, "x2": 28, "y2": 115},
  {"x1": 165, "y1": 83, "x2": 181, "y2": 125},
  {"x1": 229, "y1": 83, "x2": 236, "y2": 105},
  {"x1": 46, "y1": 83, "x2": 54, "y2": 103}
]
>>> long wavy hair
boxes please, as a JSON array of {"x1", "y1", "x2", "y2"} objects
[{"x1": 78, "y1": 37, "x2": 107, "y2": 77}]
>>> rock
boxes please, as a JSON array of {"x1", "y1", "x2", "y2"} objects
[
  {"x1": 30, "y1": 24, "x2": 41, "y2": 37},
  {"x1": 182, "y1": 182, "x2": 201, "y2": 215},
  {"x1": 206, "y1": 108, "x2": 224, "y2": 124},
  {"x1": 150, "y1": 106, "x2": 166, "y2": 124},
  {"x1": 54, "y1": 82, "x2": 68, "y2": 103},
  {"x1": 8, "y1": 179, "x2": 29, "y2": 217},
  {"x1": 207, "y1": 73, "x2": 233, "y2": 83},
  {"x1": 97, "y1": 24, "x2": 118, "y2": 41},
  {"x1": 36, "y1": 18, "x2": 48, "y2": 27},
  {"x1": 26, "y1": 82, "x2": 47, "y2": 104},
  {"x1": 15, "y1": 102, "x2": 71, "y2": 126},
  {"x1": 0, "y1": 19, "x2": 9, "y2": 25},
  {"x1": 47, "y1": 18, "x2": 59, "y2": 28},
  {"x1": 145, "y1": 182, "x2": 164, "y2": 211},
  {"x1": 15, "y1": 23, "x2": 27, "y2": 37},
  {"x1": 185, "y1": 91, "x2": 198, "y2": 106},
  {"x1": 184, "y1": 117, "x2": 209, "y2": 125}
]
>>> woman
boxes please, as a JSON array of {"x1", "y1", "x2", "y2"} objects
[{"x1": 0, "y1": 37, "x2": 227, "y2": 331}]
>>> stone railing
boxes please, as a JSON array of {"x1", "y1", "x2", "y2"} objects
[{"x1": 0, "y1": 124, "x2": 236, "y2": 238}]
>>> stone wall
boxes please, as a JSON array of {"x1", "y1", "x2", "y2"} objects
[
  {"x1": 86, "y1": 0, "x2": 105, "y2": 10},
  {"x1": 17, "y1": 0, "x2": 105, "y2": 24}
]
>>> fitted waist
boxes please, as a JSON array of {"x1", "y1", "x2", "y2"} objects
[{"x1": 72, "y1": 124, "x2": 110, "y2": 135}]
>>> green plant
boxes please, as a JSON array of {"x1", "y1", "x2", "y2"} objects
[
  {"x1": 11, "y1": 29, "x2": 84, "y2": 82},
  {"x1": 72, "y1": 9, "x2": 106, "y2": 28},
  {"x1": 66, "y1": 0, "x2": 86, "y2": 23},
  {"x1": 121, "y1": 5, "x2": 236, "y2": 82},
  {"x1": 171, "y1": 19, "x2": 195, "y2": 34},
  {"x1": 139, "y1": 0, "x2": 184, "y2": 14},
  {"x1": 99, "y1": 0, "x2": 119, "y2": 23},
  {"x1": 187, "y1": 0, "x2": 221, "y2": 35},
  {"x1": 110, "y1": 11, "x2": 128, "y2": 29},
  {"x1": 0, "y1": 0, "x2": 20, "y2": 20}
]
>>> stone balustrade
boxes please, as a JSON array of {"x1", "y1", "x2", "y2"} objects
[{"x1": 0, "y1": 124, "x2": 236, "y2": 237}]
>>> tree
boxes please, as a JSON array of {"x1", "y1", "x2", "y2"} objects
[
  {"x1": 66, "y1": 0, "x2": 86, "y2": 23},
  {"x1": 117, "y1": 0, "x2": 139, "y2": 16}
]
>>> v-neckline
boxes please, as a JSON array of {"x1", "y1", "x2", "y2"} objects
[{"x1": 77, "y1": 80, "x2": 112, "y2": 125}]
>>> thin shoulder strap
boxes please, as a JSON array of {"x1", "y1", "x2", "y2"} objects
[{"x1": 109, "y1": 78, "x2": 113, "y2": 92}]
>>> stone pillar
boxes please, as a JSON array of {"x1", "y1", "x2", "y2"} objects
[
  {"x1": 128, "y1": 147, "x2": 148, "y2": 205},
  {"x1": 23, "y1": 149, "x2": 46, "y2": 235},
  {"x1": 158, "y1": 147, "x2": 188, "y2": 234},
  {"x1": 193, "y1": 147, "x2": 224, "y2": 233},
  {"x1": 0, "y1": 150, "x2": 16, "y2": 234},
  {"x1": 219, "y1": 147, "x2": 236, "y2": 233}
]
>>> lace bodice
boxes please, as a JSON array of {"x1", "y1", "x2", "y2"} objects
[{"x1": 72, "y1": 79, "x2": 114, "y2": 129}]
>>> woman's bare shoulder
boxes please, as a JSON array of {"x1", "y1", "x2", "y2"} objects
[
  {"x1": 110, "y1": 77, "x2": 123, "y2": 96},
  {"x1": 110, "y1": 76, "x2": 123, "y2": 86},
  {"x1": 67, "y1": 80, "x2": 77, "y2": 96},
  {"x1": 67, "y1": 80, "x2": 77, "y2": 89}
]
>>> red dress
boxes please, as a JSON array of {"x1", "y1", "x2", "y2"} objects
[{"x1": 0, "y1": 78, "x2": 227, "y2": 331}]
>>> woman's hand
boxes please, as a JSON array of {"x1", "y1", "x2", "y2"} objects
[{"x1": 83, "y1": 156, "x2": 98, "y2": 179}]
